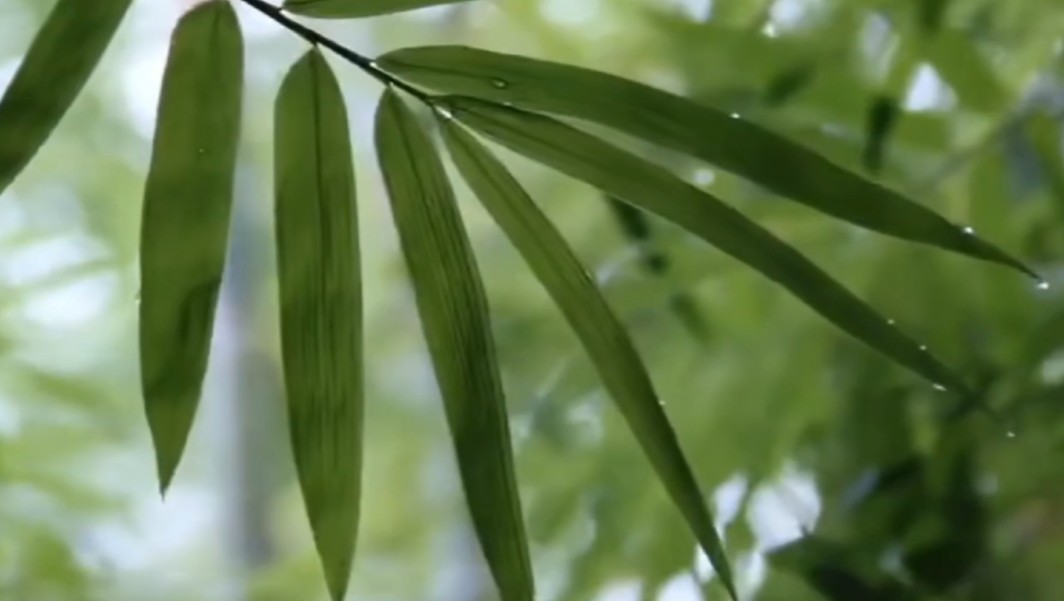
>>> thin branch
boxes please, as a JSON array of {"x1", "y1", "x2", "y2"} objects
[{"x1": 237, "y1": 0, "x2": 435, "y2": 104}]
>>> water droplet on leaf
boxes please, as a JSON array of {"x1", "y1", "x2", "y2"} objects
[
  {"x1": 490, "y1": 78, "x2": 508, "y2": 89},
  {"x1": 729, "y1": 112, "x2": 740, "y2": 119},
  {"x1": 1006, "y1": 430, "x2": 1017, "y2": 439},
  {"x1": 932, "y1": 383, "x2": 947, "y2": 392},
  {"x1": 1037, "y1": 280, "x2": 1051, "y2": 291},
  {"x1": 962, "y1": 226, "x2": 976, "y2": 235}
]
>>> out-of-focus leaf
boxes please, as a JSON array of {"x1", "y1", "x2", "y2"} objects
[
  {"x1": 441, "y1": 122, "x2": 735, "y2": 599},
  {"x1": 605, "y1": 196, "x2": 710, "y2": 342},
  {"x1": 274, "y1": 49, "x2": 362, "y2": 601},
  {"x1": 0, "y1": 0, "x2": 134, "y2": 193},
  {"x1": 283, "y1": 0, "x2": 473, "y2": 18},
  {"x1": 607, "y1": 197, "x2": 664, "y2": 275},
  {"x1": 377, "y1": 46, "x2": 1035, "y2": 278},
  {"x1": 770, "y1": 536, "x2": 919, "y2": 601},
  {"x1": 445, "y1": 97, "x2": 969, "y2": 393},
  {"x1": 374, "y1": 90, "x2": 533, "y2": 601},
  {"x1": 919, "y1": 0, "x2": 949, "y2": 33},
  {"x1": 864, "y1": 95, "x2": 900, "y2": 174},
  {"x1": 139, "y1": 0, "x2": 243, "y2": 492},
  {"x1": 1027, "y1": 111, "x2": 1064, "y2": 212},
  {"x1": 765, "y1": 63, "x2": 817, "y2": 106}
]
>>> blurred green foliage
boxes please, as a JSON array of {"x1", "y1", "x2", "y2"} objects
[{"x1": 1, "y1": 0, "x2": 1063, "y2": 599}]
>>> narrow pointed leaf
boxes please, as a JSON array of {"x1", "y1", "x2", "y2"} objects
[
  {"x1": 275, "y1": 49, "x2": 362, "y2": 601},
  {"x1": 446, "y1": 98, "x2": 968, "y2": 393},
  {"x1": 284, "y1": 0, "x2": 473, "y2": 18},
  {"x1": 377, "y1": 46, "x2": 1034, "y2": 278},
  {"x1": 441, "y1": 122, "x2": 736, "y2": 600},
  {"x1": 139, "y1": 0, "x2": 243, "y2": 492},
  {"x1": 0, "y1": 0, "x2": 134, "y2": 194},
  {"x1": 374, "y1": 91, "x2": 533, "y2": 601}
]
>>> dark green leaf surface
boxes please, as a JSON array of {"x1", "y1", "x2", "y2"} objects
[
  {"x1": 445, "y1": 97, "x2": 969, "y2": 393},
  {"x1": 374, "y1": 91, "x2": 533, "y2": 601},
  {"x1": 0, "y1": 0, "x2": 133, "y2": 194},
  {"x1": 274, "y1": 49, "x2": 362, "y2": 601},
  {"x1": 283, "y1": 0, "x2": 473, "y2": 18},
  {"x1": 139, "y1": 0, "x2": 243, "y2": 492},
  {"x1": 441, "y1": 122, "x2": 736, "y2": 600},
  {"x1": 377, "y1": 46, "x2": 1035, "y2": 278}
]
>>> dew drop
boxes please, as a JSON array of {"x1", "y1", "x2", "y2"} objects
[
  {"x1": 490, "y1": 78, "x2": 509, "y2": 89},
  {"x1": 932, "y1": 383, "x2": 947, "y2": 392},
  {"x1": 962, "y1": 226, "x2": 976, "y2": 235},
  {"x1": 729, "y1": 112, "x2": 741, "y2": 119},
  {"x1": 1037, "y1": 280, "x2": 1051, "y2": 291},
  {"x1": 886, "y1": 318, "x2": 896, "y2": 326},
  {"x1": 1006, "y1": 430, "x2": 1017, "y2": 439},
  {"x1": 367, "y1": 59, "x2": 378, "y2": 69},
  {"x1": 919, "y1": 345, "x2": 928, "y2": 352}
]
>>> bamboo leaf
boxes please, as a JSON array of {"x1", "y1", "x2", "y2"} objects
[
  {"x1": 440, "y1": 122, "x2": 736, "y2": 600},
  {"x1": 377, "y1": 46, "x2": 1035, "y2": 278},
  {"x1": 139, "y1": 0, "x2": 243, "y2": 492},
  {"x1": 374, "y1": 90, "x2": 533, "y2": 601},
  {"x1": 275, "y1": 49, "x2": 362, "y2": 601},
  {"x1": 0, "y1": 0, "x2": 134, "y2": 194},
  {"x1": 444, "y1": 97, "x2": 969, "y2": 394},
  {"x1": 283, "y1": 0, "x2": 473, "y2": 18}
]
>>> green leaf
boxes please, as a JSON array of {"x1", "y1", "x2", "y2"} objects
[
  {"x1": 139, "y1": 0, "x2": 243, "y2": 492},
  {"x1": 0, "y1": 0, "x2": 134, "y2": 194},
  {"x1": 374, "y1": 90, "x2": 533, "y2": 601},
  {"x1": 444, "y1": 97, "x2": 969, "y2": 394},
  {"x1": 274, "y1": 49, "x2": 362, "y2": 601},
  {"x1": 283, "y1": 0, "x2": 473, "y2": 18},
  {"x1": 377, "y1": 46, "x2": 1035, "y2": 278},
  {"x1": 440, "y1": 122, "x2": 736, "y2": 600}
]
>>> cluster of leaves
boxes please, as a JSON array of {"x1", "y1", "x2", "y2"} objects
[{"x1": 0, "y1": 0, "x2": 1044, "y2": 599}]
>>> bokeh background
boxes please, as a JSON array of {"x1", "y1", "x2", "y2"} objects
[{"x1": 1, "y1": 0, "x2": 1064, "y2": 599}]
